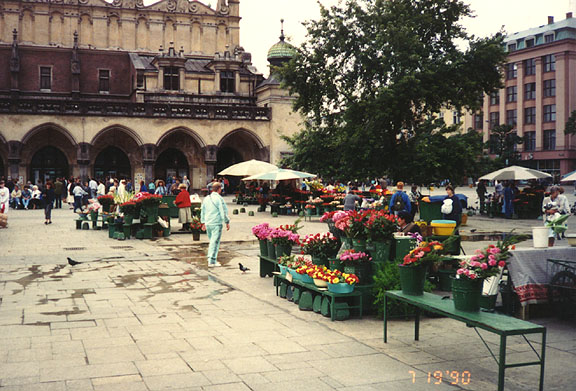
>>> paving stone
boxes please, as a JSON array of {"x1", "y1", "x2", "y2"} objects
[
  {"x1": 202, "y1": 383, "x2": 252, "y2": 391},
  {"x1": 200, "y1": 369, "x2": 241, "y2": 385},
  {"x1": 39, "y1": 362, "x2": 138, "y2": 382},
  {"x1": 0, "y1": 325, "x2": 50, "y2": 339},
  {"x1": 82, "y1": 336, "x2": 134, "y2": 349},
  {"x1": 249, "y1": 378, "x2": 335, "y2": 391},
  {"x1": 0, "y1": 362, "x2": 41, "y2": 379},
  {"x1": 143, "y1": 372, "x2": 210, "y2": 390},
  {"x1": 65, "y1": 379, "x2": 94, "y2": 391},
  {"x1": 86, "y1": 346, "x2": 145, "y2": 365},
  {"x1": 222, "y1": 357, "x2": 277, "y2": 375},
  {"x1": 135, "y1": 358, "x2": 192, "y2": 377},
  {"x1": 254, "y1": 339, "x2": 307, "y2": 355},
  {"x1": 136, "y1": 339, "x2": 192, "y2": 355}
]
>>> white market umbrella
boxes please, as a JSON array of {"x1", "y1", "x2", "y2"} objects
[
  {"x1": 479, "y1": 165, "x2": 552, "y2": 181},
  {"x1": 217, "y1": 159, "x2": 277, "y2": 176},
  {"x1": 561, "y1": 172, "x2": 576, "y2": 182},
  {"x1": 243, "y1": 168, "x2": 317, "y2": 181}
]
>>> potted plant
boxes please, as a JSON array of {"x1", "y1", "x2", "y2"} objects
[
  {"x1": 326, "y1": 269, "x2": 359, "y2": 294},
  {"x1": 136, "y1": 193, "x2": 163, "y2": 223},
  {"x1": 97, "y1": 194, "x2": 115, "y2": 213},
  {"x1": 87, "y1": 199, "x2": 101, "y2": 222},
  {"x1": 119, "y1": 201, "x2": 138, "y2": 225},
  {"x1": 269, "y1": 226, "x2": 300, "y2": 258},
  {"x1": 339, "y1": 249, "x2": 372, "y2": 284},
  {"x1": 189, "y1": 216, "x2": 204, "y2": 241},
  {"x1": 277, "y1": 255, "x2": 294, "y2": 276},
  {"x1": 364, "y1": 211, "x2": 396, "y2": 263},
  {"x1": 252, "y1": 222, "x2": 271, "y2": 257},
  {"x1": 399, "y1": 240, "x2": 445, "y2": 296},
  {"x1": 301, "y1": 232, "x2": 341, "y2": 266}
]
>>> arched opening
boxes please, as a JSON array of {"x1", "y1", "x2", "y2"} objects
[
  {"x1": 29, "y1": 146, "x2": 69, "y2": 184},
  {"x1": 0, "y1": 156, "x2": 5, "y2": 179},
  {"x1": 94, "y1": 146, "x2": 131, "y2": 180},
  {"x1": 154, "y1": 148, "x2": 189, "y2": 181}
]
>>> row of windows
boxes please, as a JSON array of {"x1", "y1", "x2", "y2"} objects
[
  {"x1": 505, "y1": 55, "x2": 556, "y2": 79},
  {"x1": 37, "y1": 66, "x2": 237, "y2": 93},
  {"x1": 489, "y1": 104, "x2": 556, "y2": 127},
  {"x1": 491, "y1": 79, "x2": 556, "y2": 105},
  {"x1": 40, "y1": 66, "x2": 111, "y2": 92},
  {"x1": 490, "y1": 130, "x2": 556, "y2": 152},
  {"x1": 507, "y1": 33, "x2": 554, "y2": 52}
]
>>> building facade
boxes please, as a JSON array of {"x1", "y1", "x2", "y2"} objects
[
  {"x1": 481, "y1": 13, "x2": 576, "y2": 177},
  {"x1": 0, "y1": 0, "x2": 300, "y2": 189}
]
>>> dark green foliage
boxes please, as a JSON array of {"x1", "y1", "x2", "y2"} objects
[
  {"x1": 565, "y1": 110, "x2": 576, "y2": 135},
  {"x1": 279, "y1": 0, "x2": 507, "y2": 182},
  {"x1": 486, "y1": 124, "x2": 524, "y2": 166},
  {"x1": 373, "y1": 261, "x2": 434, "y2": 317}
]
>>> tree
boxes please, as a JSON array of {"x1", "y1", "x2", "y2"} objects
[
  {"x1": 280, "y1": 0, "x2": 507, "y2": 181},
  {"x1": 565, "y1": 110, "x2": 576, "y2": 135},
  {"x1": 486, "y1": 124, "x2": 523, "y2": 166}
]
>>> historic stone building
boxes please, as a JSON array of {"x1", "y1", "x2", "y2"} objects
[{"x1": 0, "y1": 0, "x2": 300, "y2": 189}]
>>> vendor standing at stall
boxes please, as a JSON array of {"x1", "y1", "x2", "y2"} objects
[
  {"x1": 174, "y1": 183, "x2": 192, "y2": 231},
  {"x1": 441, "y1": 185, "x2": 462, "y2": 226}
]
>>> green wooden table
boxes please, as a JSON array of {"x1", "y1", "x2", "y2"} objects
[
  {"x1": 259, "y1": 255, "x2": 278, "y2": 277},
  {"x1": 274, "y1": 274, "x2": 363, "y2": 321},
  {"x1": 383, "y1": 291, "x2": 546, "y2": 391}
]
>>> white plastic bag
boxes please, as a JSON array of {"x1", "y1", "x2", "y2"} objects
[{"x1": 441, "y1": 199, "x2": 453, "y2": 214}]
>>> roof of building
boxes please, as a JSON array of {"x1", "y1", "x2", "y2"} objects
[
  {"x1": 128, "y1": 54, "x2": 258, "y2": 76},
  {"x1": 505, "y1": 16, "x2": 576, "y2": 50},
  {"x1": 267, "y1": 20, "x2": 296, "y2": 61}
]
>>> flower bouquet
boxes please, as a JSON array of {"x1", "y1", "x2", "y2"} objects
[
  {"x1": 295, "y1": 264, "x2": 315, "y2": 284},
  {"x1": 269, "y1": 227, "x2": 300, "y2": 257},
  {"x1": 398, "y1": 241, "x2": 445, "y2": 296},
  {"x1": 325, "y1": 269, "x2": 359, "y2": 293},
  {"x1": 120, "y1": 201, "x2": 138, "y2": 224},
  {"x1": 136, "y1": 193, "x2": 163, "y2": 206},
  {"x1": 252, "y1": 222, "x2": 271, "y2": 240},
  {"x1": 339, "y1": 249, "x2": 372, "y2": 265},
  {"x1": 364, "y1": 211, "x2": 396, "y2": 242},
  {"x1": 301, "y1": 232, "x2": 341, "y2": 261},
  {"x1": 97, "y1": 194, "x2": 115, "y2": 213}
]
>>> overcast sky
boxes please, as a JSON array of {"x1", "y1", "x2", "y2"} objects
[{"x1": 239, "y1": 0, "x2": 575, "y2": 76}]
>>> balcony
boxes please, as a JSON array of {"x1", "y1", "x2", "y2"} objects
[
  {"x1": 0, "y1": 96, "x2": 271, "y2": 121},
  {"x1": 141, "y1": 92, "x2": 258, "y2": 106}
]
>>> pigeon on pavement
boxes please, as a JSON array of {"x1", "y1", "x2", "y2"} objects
[
  {"x1": 67, "y1": 257, "x2": 82, "y2": 266},
  {"x1": 238, "y1": 263, "x2": 250, "y2": 273}
]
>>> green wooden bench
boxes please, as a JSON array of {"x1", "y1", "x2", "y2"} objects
[
  {"x1": 274, "y1": 273, "x2": 363, "y2": 321},
  {"x1": 259, "y1": 255, "x2": 278, "y2": 277},
  {"x1": 383, "y1": 291, "x2": 546, "y2": 391}
]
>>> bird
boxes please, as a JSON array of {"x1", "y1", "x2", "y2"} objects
[
  {"x1": 238, "y1": 263, "x2": 250, "y2": 273},
  {"x1": 67, "y1": 257, "x2": 82, "y2": 266},
  {"x1": 470, "y1": 229, "x2": 477, "y2": 233}
]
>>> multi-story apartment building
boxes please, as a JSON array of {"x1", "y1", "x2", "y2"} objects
[
  {"x1": 0, "y1": 0, "x2": 299, "y2": 189},
  {"x1": 482, "y1": 12, "x2": 576, "y2": 177}
]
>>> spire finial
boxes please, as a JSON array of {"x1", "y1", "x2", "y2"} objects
[
  {"x1": 280, "y1": 19, "x2": 285, "y2": 42},
  {"x1": 12, "y1": 29, "x2": 18, "y2": 42}
]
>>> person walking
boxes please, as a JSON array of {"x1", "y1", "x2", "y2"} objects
[
  {"x1": 174, "y1": 183, "x2": 192, "y2": 231},
  {"x1": 389, "y1": 182, "x2": 412, "y2": 215},
  {"x1": 476, "y1": 179, "x2": 487, "y2": 215},
  {"x1": 201, "y1": 182, "x2": 230, "y2": 267},
  {"x1": 43, "y1": 181, "x2": 55, "y2": 224},
  {"x1": 0, "y1": 180, "x2": 9, "y2": 214}
]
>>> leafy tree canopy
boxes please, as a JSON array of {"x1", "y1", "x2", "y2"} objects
[{"x1": 280, "y1": 0, "x2": 507, "y2": 182}]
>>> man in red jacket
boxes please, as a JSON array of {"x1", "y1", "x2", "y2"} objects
[{"x1": 174, "y1": 183, "x2": 192, "y2": 231}]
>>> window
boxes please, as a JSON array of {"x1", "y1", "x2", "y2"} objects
[
  {"x1": 40, "y1": 67, "x2": 51, "y2": 90},
  {"x1": 452, "y1": 111, "x2": 461, "y2": 124},
  {"x1": 163, "y1": 66, "x2": 180, "y2": 91},
  {"x1": 489, "y1": 112, "x2": 500, "y2": 129},
  {"x1": 489, "y1": 134, "x2": 499, "y2": 154},
  {"x1": 474, "y1": 113, "x2": 483, "y2": 130},
  {"x1": 506, "y1": 86, "x2": 517, "y2": 102},
  {"x1": 525, "y1": 38, "x2": 535, "y2": 48},
  {"x1": 506, "y1": 109, "x2": 517, "y2": 126},
  {"x1": 220, "y1": 71, "x2": 235, "y2": 93},
  {"x1": 490, "y1": 91, "x2": 500, "y2": 105},
  {"x1": 544, "y1": 79, "x2": 556, "y2": 97},
  {"x1": 524, "y1": 131, "x2": 536, "y2": 151},
  {"x1": 543, "y1": 54, "x2": 556, "y2": 72},
  {"x1": 506, "y1": 63, "x2": 517, "y2": 79},
  {"x1": 544, "y1": 104, "x2": 556, "y2": 122},
  {"x1": 136, "y1": 72, "x2": 146, "y2": 90},
  {"x1": 98, "y1": 69, "x2": 110, "y2": 93},
  {"x1": 524, "y1": 107, "x2": 536, "y2": 124},
  {"x1": 524, "y1": 82, "x2": 536, "y2": 100},
  {"x1": 524, "y1": 58, "x2": 536, "y2": 76},
  {"x1": 508, "y1": 43, "x2": 517, "y2": 52},
  {"x1": 545, "y1": 34, "x2": 554, "y2": 43},
  {"x1": 543, "y1": 130, "x2": 556, "y2": 150}
]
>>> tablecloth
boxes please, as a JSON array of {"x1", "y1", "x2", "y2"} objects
[{"x1": 507, "y1": 246, "x2": 576, "y2": 306}]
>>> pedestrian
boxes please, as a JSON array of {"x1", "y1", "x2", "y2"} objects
[
  {"x1": 73, "y1": 182, "x2": 87, "y2": 212},
  {"x1": 43, "y1": 181, "x2": 55, "y2": 224},
  {"x1": 148, "y1": 179, "x2": 156, "y2": 194},
  {"x1": 476, "y1": 179, "x2": 487, "y2": 214},
  {"x1": 139, "y1": 180, "x2": 148, "y2": 193},
  {"x1": 174, "y1": 183, "x2": 192, "y2": 231},
  {"x1": 155, "y1": 180, "x2": 167, "y2": 196},
  {"x1": 201, "y1": 182, "x2": 230, "y2": 267},
  {"x1": 10, "y1": 185, "x2": 22, "y2": 209},
  {"x1": 343, "y1": 189, "x2": 362, "y2": 211},
  {"x1": 408, "y1": 185, "x2": 421, "y2": 220},
  {"x1": 53, "y1": 178, "x2": 63, "y2": 208},
  {"x1": 97, "y1": 180, "x2": 106, "y2": 197},
  {"x1": 441, "y1": 185, "x2": 462, "y2": 226},
  {"x1": 21, "y1": 186, "x2": 31, "y2": 209},
  {"x1": 31, "y1": 185, "x2": 42, "y2": 209},
  {"x1": 89, "y1": 177, "x2": 98, "y2": 199},
  {"x1": 503, "y1": 182, "x2": 514, "y2": 219},
  {"x1": 66, "y1": 180, "x2": 75, "y2": 209},
  {"x1": 389, "y1": 182, "x2": 412, "y2": 215},
  {"x1": 0, "y1": 180, "x2": 9, "y2": 214},
  {"x1": 396, "y1": 210, "x2": 421, "y2": 234}
]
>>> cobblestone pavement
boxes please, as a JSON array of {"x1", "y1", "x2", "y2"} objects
[{"x1": 0, "y1": 197, "x2": 575, "y2": 391}]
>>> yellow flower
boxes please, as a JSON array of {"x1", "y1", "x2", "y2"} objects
[
  {"x1": 333, "y1": 277, "x2": 340, "y2": 284},
  {"x1": 433, "y1": 245, "x2": 443, "y2": 250}
]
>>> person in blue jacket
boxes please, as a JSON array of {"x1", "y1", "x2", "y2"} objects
[
  {"x1": 442, "y1": 185, "x2": 462, "y2": 225},
  {"x1": 389, "y1": 182, "x2": 412, "y2": 215},
  {"x1": 201, "y1": 182, "x2": 230, "y2": 267}
]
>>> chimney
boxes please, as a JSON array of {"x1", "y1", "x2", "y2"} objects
[
  {"x1": 548, "y1": 16, "x2": 554, "y2": 24},
  {"x1": 568, "y1": 12, "x2": 573, "y2": 19}
]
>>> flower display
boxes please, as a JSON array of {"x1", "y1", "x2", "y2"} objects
[
  {"x1": 402, "y1": 241, "x2": 445, "y2": 267},
  {"x1": 119, "y1": 201, "x2": 138, "y2": 215},
  {"x1": 339, "y1": 249, "x2": 372, "y2": 264},
  {"x1": 456, "y1": 245, "x2": 508, "y2": 280},
  {"x1": 365, "y1": 211, "x2": 397, "y2": 242},
  {"x1": 268, "y1": 227, "x2": 300, "y2": 247},
  {"x1": 301, "y1": 233, "x2": 341, "y2": 258},
  {"x1": 97, "y1": 194, "x2": 115, "y2": 209},
  {"x1": 189, "y1": 216, "x2": 204, "y2": 232},
  {"x1": 87, "y1": 199, "x2": 101, "y2": 212},
  {"x1": 135, "y1": 193, "x2": 163, "y2": 206},
  {"x1": 252, "y1": 223, "x2": 271, "y2": 240}
]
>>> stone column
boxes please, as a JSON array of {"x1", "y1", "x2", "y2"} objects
[
  {"x1": 204, "y1": 145, "x2": 218, "y2": 182},
  {"x1": 535, "y1": 57, "x2": 543, "y2": 150},
  {"x1": 77, "y1": 143, "x2": 91, "y2": 181},
  {"x1": 141, "y1": 144, "x2": 156, "y2": 184},
  {"x1": 7, "y1": 141, "x2": 22, "y2": 183},
  {"x1": 555, "y1": 52, "x2": 567, "y2": 151}
]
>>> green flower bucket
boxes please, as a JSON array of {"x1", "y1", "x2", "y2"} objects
[
  {"x1": 124, "y1": 214, "x2": 134, "y2": 225},
  {"x1": 351, "y1": 238, "x2": 367, "y2": 252},
  {"x1": 327, "y1": 282, "x2": 354, "y2": 294},
  {"x1": 275, "y1": 243, "x2": 292, "y2": 257},
  {"x1": 90, "y1": 210, "x2": 98, "y2": 221},
  {"x1": 452, "y1": 277, "x2": 483, "y2": 312},
  {"x1": 259, "y1": 239, "x2": 269, "y2": 257},
  {"x1": 267, "y1": 241, "x2": 276, "y2": 260},
  {"x1": 398, "y1": 264, "x2": 427, "y2": 296},
  {"x1": 328, "y1": 258, "x2": 342, "y2": 271},
  {"x1": 311, "y1": 256, "x2": 327, "y2": 266},
  {"x1": 370, "y1": 241, "x2": 391, "y2": 263}
]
